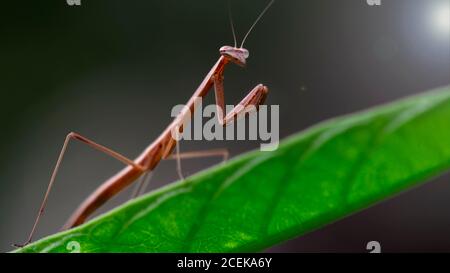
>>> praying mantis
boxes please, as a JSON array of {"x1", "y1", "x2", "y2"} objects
[{"x1": 15, "y1": 0, "x2": 275, "y2": 247}]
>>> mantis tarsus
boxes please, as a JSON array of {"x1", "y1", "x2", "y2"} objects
[{"x1": 15, "y1": 0, "x2": 275, "y2": 247}]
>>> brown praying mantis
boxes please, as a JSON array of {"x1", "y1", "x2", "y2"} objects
[{"x1": 15, "y1": 0, "x2": 275, "y2": 247}]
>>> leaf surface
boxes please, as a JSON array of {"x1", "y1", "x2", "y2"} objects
[{"x1": 16, "y1": 86, "x2": 450, "y2": 253}]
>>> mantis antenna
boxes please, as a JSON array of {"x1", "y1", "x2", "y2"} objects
[
  {"x1": 240, "y1": 0, "x2": 275, "y2": 48},
  {"x1": 227, "y1": 0, "x2": 238, "y2": 47}
]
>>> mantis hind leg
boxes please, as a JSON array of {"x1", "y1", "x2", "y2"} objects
[
  {"x1": 170, "y1": 143, "x2": 229, "y2": 182},
  {"x1": 129, "y1": 147, "x2": 229, "y2": 199},
  {"x1": 14, "y1": 132, "x2": 145, "y2": 248}
]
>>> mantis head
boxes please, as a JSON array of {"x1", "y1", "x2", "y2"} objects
[
  {"x1": 219, "y1": 46, "x2": 249, "y2": 67},
  {"x1": 221, "y1": 0, "x2": 274, "y2": 67}
]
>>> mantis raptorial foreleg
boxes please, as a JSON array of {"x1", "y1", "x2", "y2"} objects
[
  {"x1": 166, "y1": 73, "x2": 267, "y2": 194},
  {"x1": 170, "y1": 73, "x2": 266, "y2": 184},
  {"x1": 213, "y1": 73, "x2": 268, "y2": 125}
]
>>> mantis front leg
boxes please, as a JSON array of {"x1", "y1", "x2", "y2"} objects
[
  {"x1": 171, "y1": 75, "x2": 268, "y2": 188},
  {"x1": 212, "y1": 72, "x2": 268, "y2": 126}
]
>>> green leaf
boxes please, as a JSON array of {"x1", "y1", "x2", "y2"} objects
[{"x1": 15, "y1": 86, "x2": 450, "y2": 253}]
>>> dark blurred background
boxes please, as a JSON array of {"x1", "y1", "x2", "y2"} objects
[{"x1": 0, "y1": 0, "x2": 449, "y2": 252}]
